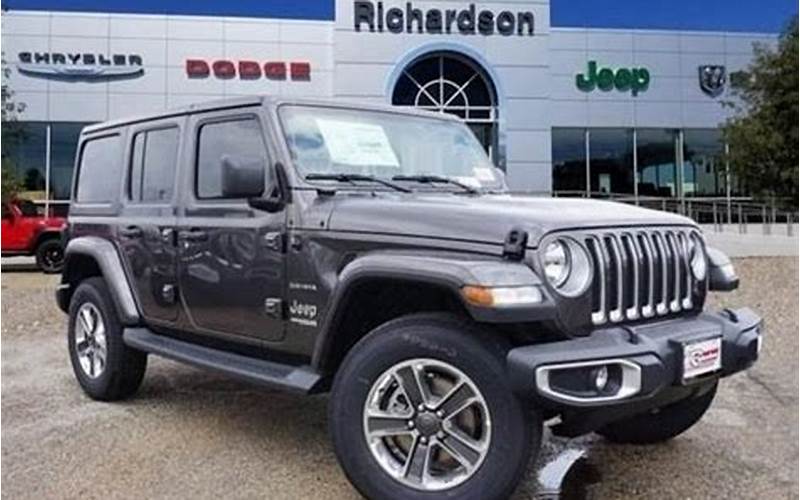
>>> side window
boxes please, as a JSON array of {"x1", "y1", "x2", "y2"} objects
[
  {"x1": 196, "y1": 117, "x2": 269, "y2": 199},
  {"x1": 129, "y1": 127, "x2": 179, "y2": 203},
  {"x1": 1, "y1": 204, "x2": 10, "y2": 219},
  {"x1": 75, "y1": 134, "x2": 122, "y2": 203}
]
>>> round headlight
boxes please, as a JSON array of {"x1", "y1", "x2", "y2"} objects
[
  {"x1": 543, "y1": 240, "x2": 570, "y2": 287},
  {"x1": 689, "y1": 234, "x2": 707, "y2": 280}
]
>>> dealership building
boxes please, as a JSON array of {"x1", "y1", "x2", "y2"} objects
[{"x1": 1, "y1": 0, "x2": 777, "y2": 214}]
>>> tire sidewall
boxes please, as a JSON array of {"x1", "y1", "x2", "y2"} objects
[
  {"x1": 330, "y1": 315, "x2": 538, "y2": 500},
  {"x1": 68, "y1": 278, "x2": 123, "y2": 398},
  {"x1": 35, "y1": 239, "x2": 63, "y2": 273}
]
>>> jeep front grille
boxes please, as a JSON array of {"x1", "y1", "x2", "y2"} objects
[{"x1": 584, "y1": 228, "x2": 700, "y2": 325}]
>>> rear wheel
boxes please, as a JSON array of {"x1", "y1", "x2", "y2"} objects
[
  {"x1": 35, "y1": 238, "x2": 64, "y2": 273},
  {"x1": 329, "y1": 314, "x2": 539, "y2": 500},
  {"x1": 598, "y1": 383, "x2": 717, "y2": 444},
  {"x1": 68, "y1": 277, "x2": 147, "y2": 401}
]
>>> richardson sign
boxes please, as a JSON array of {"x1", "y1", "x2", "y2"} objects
[
  {"x1": 17, "y1": 51, "x2": 143, "y2": 79},
  {"x1": 354, "y1": 1, "x2": 534, "y2": 36},
  {"x1": 186, "y1": 59, "x2": 311, "y2": 80}
]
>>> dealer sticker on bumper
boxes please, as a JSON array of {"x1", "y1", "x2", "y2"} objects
[{"x1": 683, "y1": 337, "x2": 722, "y2": 381}]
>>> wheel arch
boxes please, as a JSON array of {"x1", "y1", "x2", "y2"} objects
[
  {"x1": 58, "y1": 236, "x2": 141, "y2": 325},
  {"x1": 310, "y1": 252, "x2": 543, "y2": 375}
]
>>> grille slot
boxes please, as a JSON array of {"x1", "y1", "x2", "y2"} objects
[{"x1": 581, "y1": 228, "x2": 701, "y2": 325}]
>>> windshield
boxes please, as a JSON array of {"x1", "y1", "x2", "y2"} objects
[{"x1": 279, "y1": 105, "x2": 503, "y2": 190}]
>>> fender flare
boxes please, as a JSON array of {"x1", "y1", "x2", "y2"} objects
[
  {"x1": 310, "y1": 252, "x2": 550, "y2": 370},
  {"x1": 60, "y1": 236, "x2": 141, "y2": 325},
  {"x1": 32, "y1": 228, "x2": 64, "y2": 252}
]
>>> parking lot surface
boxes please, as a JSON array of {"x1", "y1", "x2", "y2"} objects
[{"x1": 1, "y1": 257, "x2": 797, "y2": 499}]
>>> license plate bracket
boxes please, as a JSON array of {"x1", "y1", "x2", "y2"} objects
[{"x1": 682, "y1": 336, "x2": 722, "y2": 382}]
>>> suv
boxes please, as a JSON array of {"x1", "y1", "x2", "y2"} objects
[
  {"x1": 56, "y1": 97, "x2": 762, "y2": 500},
  {"x1": 2, "y1": 198, "x2": 66, "y2": 272}
]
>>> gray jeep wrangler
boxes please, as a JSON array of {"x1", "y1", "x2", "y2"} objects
[{"x1": 57, "y1": 97, "x2": 762, "y2": 500}]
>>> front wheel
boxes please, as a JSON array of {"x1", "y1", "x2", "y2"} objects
[
  {"x1": 598, "y1": 383, "x2": 717, "y2": 444},
  {"x1": 329, "y1": 314, "x2": 540, "y2": 500}
]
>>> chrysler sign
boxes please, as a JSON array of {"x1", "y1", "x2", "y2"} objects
[
  {"x1": 354, "y1": 1, "x2": 534, "y2": 36},
  {"x1": 17, "y1": 52, "x2": 143, "y2": 80}
]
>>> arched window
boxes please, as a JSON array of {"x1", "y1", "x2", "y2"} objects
[{"x1": 392, "y1": 52, "x2": 499, "y2": 164}]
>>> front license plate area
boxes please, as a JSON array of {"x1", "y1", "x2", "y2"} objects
[{"x1": 682, "y1": 337, "x2": 722, "y2": 382}]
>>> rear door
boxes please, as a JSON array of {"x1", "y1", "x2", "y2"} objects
[
  {"x1": 116, "y1": 119, "x2": 184, "y2": 325},
  {"x1": 176, "y1": 108, "x2": 286, "y2": 343}
]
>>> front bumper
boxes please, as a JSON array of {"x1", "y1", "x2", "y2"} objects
[{"x1": 507, "y1": 308, "x2": 762, "y2": 436}]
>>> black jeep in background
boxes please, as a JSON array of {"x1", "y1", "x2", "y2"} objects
[{"x1": 56, "y1": 97, "x2": 762, "y2": 500}]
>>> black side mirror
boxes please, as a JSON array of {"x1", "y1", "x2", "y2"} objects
[
  {"x1": 247, "y1": 162, "x2": 289, "y2": 214},
  {"x1": 220, "y1": 154, "x2": 265, "y2": 199}
]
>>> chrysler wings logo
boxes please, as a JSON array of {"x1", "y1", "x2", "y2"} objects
[
  {"x1": 17, "y1": 52, "x2": 144, "y2": 80},
  {"x1": 698, "y1": 65, "x2": 726, "y2": 97}
]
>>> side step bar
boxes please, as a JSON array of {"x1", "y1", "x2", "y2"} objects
[{"x1": 123, "y1": 328, "x2": 324, "y2": 394}]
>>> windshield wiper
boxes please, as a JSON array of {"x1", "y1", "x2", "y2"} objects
[
  {"x1": 391, "y1": 174, "x2": 479, "y2": 194},
  {"x1": 305, "y1": 173, "x2": 412, "y2": 193}
]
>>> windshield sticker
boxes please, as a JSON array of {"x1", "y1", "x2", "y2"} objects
[{"x1": 315, "y1": 118, "x2": 399, "y2": 167}]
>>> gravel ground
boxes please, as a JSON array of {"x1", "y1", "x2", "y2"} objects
[{"x1": 1, "y1": 257, "x2": 797, "y2": 499}]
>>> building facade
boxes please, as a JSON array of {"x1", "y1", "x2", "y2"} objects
[{"x1": 1, "y1": 0, "x2": 777, "y2": 214}]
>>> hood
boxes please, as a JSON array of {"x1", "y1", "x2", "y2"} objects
[{"x1": 326, "y1": 193, "x2": 695, "y2": 247}]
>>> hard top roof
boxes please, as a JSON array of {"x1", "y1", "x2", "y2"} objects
[{"x1": 81, "y1": 96, "x2": 458, "y2": 135}]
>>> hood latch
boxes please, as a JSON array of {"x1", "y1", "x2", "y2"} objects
[{"x1": 503, "y1": 227, "x2": 528, "y2": 261}]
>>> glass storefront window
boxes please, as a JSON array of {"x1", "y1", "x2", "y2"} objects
[
  {"x1": 51, "y1": 122, "x2": 88, "y2": 200},
  {"x1": 683, "y1": 129, "x2": 724, "y2": 197},
  {"x1": 589, "y1": 128, "x2": 634, "y2": 196},
  {"x1": 637, "y1": 129, "x2": 678, "y2": 197},
  {"x1": 552, "y1": 128, "x2": 586, "y2": 194},
  {"x1": 1, "y1": 122, "x2": 47, "y2": 200}
]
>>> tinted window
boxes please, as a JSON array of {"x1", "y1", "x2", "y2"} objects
[
  {"x1": 129, "y1": 127, "x2": 179, "y2": 203},
  {"x1": 637, "y1": 129, "x2": 678, "y2": 197},
  {"x1": 196, "y1": 118, "x2": 268, "y2": 199},
  {"x1": 75, "y1": 135, "x2": 122, "y2": 203},
  {"x1": 552, "y1": 128, "x2": 586, "y2": 193},
  {"x1": 51, "y1": 122, "x2": 88, "y2": 200},
  {"x1": 589, "y1": 129, "x2": 634, "y2": 195}
]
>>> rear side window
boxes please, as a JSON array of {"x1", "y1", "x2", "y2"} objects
[
  {"x1": 196, "y1": 117, "x2": 268, "y2": 199},
  {"x1": 129, "y1": 127, "x2": 179, "y2": 203},
  {"x1": 75, "y1": 135, "x2": 122, "y2": 203}
]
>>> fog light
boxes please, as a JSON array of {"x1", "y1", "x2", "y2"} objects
[{"x1": 591, "y1": 365, "x2": 609, "y2": 391}]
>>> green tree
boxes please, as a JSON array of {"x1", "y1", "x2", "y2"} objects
[
  {"x1": 2, "y1": 51, "x2": 26, "y2": 203},
  {"x1": 722, "y1": 17, "x2": 799, "y2": 207}
]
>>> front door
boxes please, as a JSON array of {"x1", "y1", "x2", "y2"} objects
[
  {"x1": 176, "y1": 110, "x2": 286, "y2": 342},
  {"x1": 117, "y1": 120, "x2": 183, "y2": 325}
]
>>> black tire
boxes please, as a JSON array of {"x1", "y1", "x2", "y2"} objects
[
  {"x1": 68, "y1": 277, "x2": 147, "y2": 401},
  {"x1": 329, "y1": 313, "x2": 539, "y2": 500},
  {"x1": 35, "y1": 238, "x2": 64, "y2": 273},
  {"x1": 598, "y1": 383, "x2": 717, "y2": 444}
]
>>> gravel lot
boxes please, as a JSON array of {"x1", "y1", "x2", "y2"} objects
[{"x1": 2, "y1": 257, "x2": 797, "y2": 499}]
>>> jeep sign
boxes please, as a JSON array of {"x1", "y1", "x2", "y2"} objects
[
  {"x1": 576, "y1": 61, "x2": 650, "y2": 96},
  {"x1": 353, "y1": 1, "x2": 534, "y2": 36}
]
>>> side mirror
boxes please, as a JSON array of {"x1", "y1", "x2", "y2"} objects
[
  {"x1": 248, "y1": 161, "x2": 288, "y2": 213},
  {"x1": 220, "y1": 154, "x2": 265, "y2": 199}
]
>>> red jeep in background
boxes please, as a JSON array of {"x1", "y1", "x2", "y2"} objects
[{"x1": 1, "y1": 198, "x2": 66, "y2": 273}]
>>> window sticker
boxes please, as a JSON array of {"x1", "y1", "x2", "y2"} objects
[{"x1": 315, "y1": 118, "x2": 399, "y2": 167}]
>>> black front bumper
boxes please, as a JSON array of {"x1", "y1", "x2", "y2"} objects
[{"x1": 507, "y1": 308, "x2": 762, "y2": 436}]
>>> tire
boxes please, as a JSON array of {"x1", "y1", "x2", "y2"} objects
[
  {"x1": 68, "y1": 277, "x2": 147, "y2": 401},
  {"x1": 598, "y1": 383, "x2": 717, "y2": 444},
  {"x1": 329, "y1": 313, "x2": 539, "y2": 500},
  {"x1": 35, "y1": 238, "x2": 64, "y2": 273}
]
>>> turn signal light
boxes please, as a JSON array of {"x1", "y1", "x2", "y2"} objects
[{"x1": 461, "y1": 285, "x2": 543, "y2": 308}]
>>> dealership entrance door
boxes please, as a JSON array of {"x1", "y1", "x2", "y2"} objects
[{"x1": 392, "y1": 52, "x2": 500, "y2": 166}]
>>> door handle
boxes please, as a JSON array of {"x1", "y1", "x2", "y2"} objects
[
  {"x1": 180, "y1": 229, "x2": 208, "y2": 243},
  {"x1": 120, "y1": 226, "x2": 143, "y2": 238}
]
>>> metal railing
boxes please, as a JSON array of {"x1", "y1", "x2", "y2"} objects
[{"x1": 549, "y1": 192, "x2": 798, "y2": 237}]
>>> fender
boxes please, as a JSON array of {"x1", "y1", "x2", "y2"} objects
[
  {"x1": 32, "y1": 228, "x2": 64, "y2": 251},
  {"x1": 57, "y1": 236, "x2": 141, "y2": 324},
  {"x1": 310, "y1": 251, "x2": 553, "y2": 370}
]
